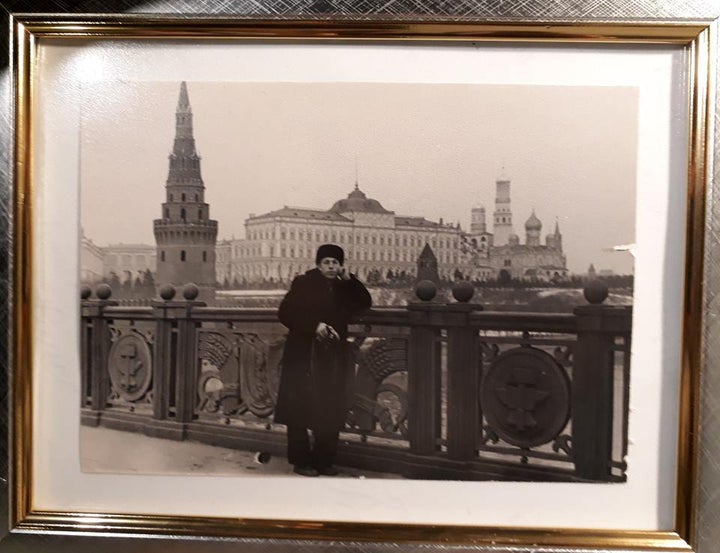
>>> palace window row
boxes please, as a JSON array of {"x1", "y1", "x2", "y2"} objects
[
  {"x1": 105, "y1": 254, "x2": 153, "y2": 266},
  {"x1": 246, "y1": 228, "x2": 459, "y2": 251},
  {"x1": 229, "y1": 247, "x2": 457, "y2": 264}
]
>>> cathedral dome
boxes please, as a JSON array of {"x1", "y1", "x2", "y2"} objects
[
  {"x1": 525, "y1": 211, "x2": 542, "y2": 231},
  {"x1": 330, "y1": 184, "x2": 392, "y2": 214}
]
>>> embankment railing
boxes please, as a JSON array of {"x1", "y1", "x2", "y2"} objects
[{"x1": 80, "y1": 280, "x2": 631, "y2": 482}]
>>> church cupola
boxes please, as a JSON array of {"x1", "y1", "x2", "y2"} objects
[{"x1": 525, "y1": 210, "x2": 542, "y2": 246}]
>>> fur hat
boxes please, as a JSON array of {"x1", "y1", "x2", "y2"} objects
[{"x1": 315, "y1": 244, "x2": 344, "y2": 265}]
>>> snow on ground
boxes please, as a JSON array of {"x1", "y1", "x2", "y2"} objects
[{"x1": 80, "y1": 426, "x2": 395, "y2": 479}]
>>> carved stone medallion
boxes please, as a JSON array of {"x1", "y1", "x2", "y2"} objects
[
  {"x1": 108, "y1": 334, "x2": 152, "y2": 402},
  {"x1": 481, "y1": 346, "x2": 570, "y2": 448}
]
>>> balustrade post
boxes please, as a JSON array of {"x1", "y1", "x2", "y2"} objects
[
  {"x1": 174, "y1": 315, "x2": 199, "y2": 423},
  {"x1": 151, "y1": 299, "x2": 175, "y2": 421},
  {"x1": 572, "y1": 282, "x2": 632, "y2": 480},
  {"x1": 407, "y1": 305, "x2": 440, "y2": 456},
  {"x1": 151, "y1": 284, "x2": 205, "y2": 425},
  {"x1": 445, "y1": 294, "x2": 483, "y2": 462},
  {"x1": 175, "y1": 284, "x2": 205, "y2": 424},
  {"x1": 83, "y1": 285, "x2": 117, "y2": 422},
  {"x1": 80, "y1": 286, "x2": 92, "y2": 409}
]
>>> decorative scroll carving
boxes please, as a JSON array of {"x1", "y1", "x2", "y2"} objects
[
  {"x1": 107, "y1": 334, "x2": 152, "y2": 402},
  {"x1": 356, "y1": 338, "x2": 407, "y2": 382},
  {"x1": 553, "y1": 345, "x2": 573, "y2": 368},
  {"x1": 481, "y1": 425, "x2": 500, "y2": 445},
  {"x1": 196, "y1": 330, "x2": 283, "y2": 418},
  {"x1": 479, "y1": 341, "x2": 500, "y2": 363},
  {"x1": 109, "y1": 326, "x2": 122, "y2": 342},
  {"x1": 197, "y1": 368, "x2": 225, "y2": 413},
  {"x1": 197, "y1": 331, "x2": 241, "y2": 415},
  {"x1": 198, "y1": 332, "x2": 234, "y2": 370},
  {"x1": 375, "y1": 383, "x2": 408, "y2": 437},
  {"x1": 349, "y1": 338, "x2": 408, "y2": 437},
  {"x1": 552, "y1": 434, "x2": 573, "y2": 456},
  {"x1": 238, "y1": 333, "x2": 279, "y2": 417},
  {"x1": 265, "y1": 339, "x2": 284, "y2": 406},
  {"x1": 481, "y1": 346, "x2": 570, "y2": 448}
]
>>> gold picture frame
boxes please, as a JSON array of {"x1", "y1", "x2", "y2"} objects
[{"x1": 4, "y1": 4, "x2": 718, "y2": 552}]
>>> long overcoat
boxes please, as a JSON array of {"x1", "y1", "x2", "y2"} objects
[{"x1": 274, "y1": 268, "x2": 372, "y2": 431}]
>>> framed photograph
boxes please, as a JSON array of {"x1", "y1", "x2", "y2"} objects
[{"x1": 3, "y1": 3, "x2": 719, "y2": 553}]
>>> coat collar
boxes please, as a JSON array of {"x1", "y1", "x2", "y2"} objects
[{"x1": 305, "y1": 267, "x2": 338, "y2": 287}]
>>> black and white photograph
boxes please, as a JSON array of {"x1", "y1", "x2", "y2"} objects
[{"x1": 79, "y1": 79, "x2": 637, "y2": 483}]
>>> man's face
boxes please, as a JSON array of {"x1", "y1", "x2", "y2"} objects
[{"x1": 318, "y1": 257, "x2": 341, "y2": 279}]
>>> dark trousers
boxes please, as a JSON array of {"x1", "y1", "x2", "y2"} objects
[{"x1": 286, "y1": 424, "x2": 340, "y2": 469}]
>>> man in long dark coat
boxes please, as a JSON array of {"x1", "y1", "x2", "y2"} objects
[{"x1": 274, "y1": 244, "x2": 372, "y2": 476}]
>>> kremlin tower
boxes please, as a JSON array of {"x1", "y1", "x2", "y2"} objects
[{"x1": 153, "y1": 82, "x2": 218, "y2": 300}]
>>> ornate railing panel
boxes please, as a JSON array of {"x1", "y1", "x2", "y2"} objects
[
  {"x1": 195, "y1": 326, "x2": 284, "y2": 420},
  {"x1": 189, "y1": 312, "x2": 413, "y2": 446},
  {"x1": 477, "y1": 333, "x2": 576, "y2": 467},
  {"x1": 106, "y1": 323, "x2": 155, "y2": 410},
  {"x1": 345, "y1": 335, "x2": 409, "y2": 444}
]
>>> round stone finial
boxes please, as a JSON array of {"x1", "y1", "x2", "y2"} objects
[
  {"x1": 584, "y1": 280, "x2": 609, "y2": 304},
  {"x1": 452, "y1": 280, "x2": 475, "y2": 303},
  {"x1": 183, "y1": 283, "x2": 200, "y2": 301},
  {"x1": 80, "y1": 285, "x2": 92, "y2": 300},
  {"x1": 159, "y1": 284, "x2": 176, "y2": 301},
  {"x1": 415, "y1": 280, "x2": 437, "y2": 302},
  {"x1": 95, "y1": 283, "x2": 112, "y2": 300}
]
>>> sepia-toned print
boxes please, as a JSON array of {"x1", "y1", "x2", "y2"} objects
[{"x1": 80, "y1": 80, "x2": 637, "y2": 482}]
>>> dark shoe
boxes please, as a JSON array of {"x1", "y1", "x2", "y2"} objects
[
  {"x1": 293, "y1": 465, "x2": 319, "y2": 477},
  {"x1": 316, "y1": 466, "x2": 339, "y2": 476}
]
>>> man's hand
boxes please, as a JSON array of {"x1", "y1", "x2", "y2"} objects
[
  {"x1": 316, "y1": 322, "x2": 340, "y2": 341},
  {"x1": 337, "y1": 267, "x2": 351, "y2": 281}
]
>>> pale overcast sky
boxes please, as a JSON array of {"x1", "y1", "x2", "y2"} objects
[{"x1": 80, "y1": 81, "x2": 637, "y2": 274}]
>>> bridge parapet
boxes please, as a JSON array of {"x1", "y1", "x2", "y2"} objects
[{"x1": 80, "y1": 279, "x2": 631, "y2": 482}]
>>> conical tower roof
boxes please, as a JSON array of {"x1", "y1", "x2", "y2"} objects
[
  {"x1": 177, "y1": 81, "x2": 190, "y2": 111},
  {"x1": 416, "y1": 243, "x2": 440, "y2": 285},
  {"x1": 419, "y1": 242, "x2": 438, "y2": 262},
  {"x1": 167, "y1": 81, "x2": 202, "y2": 187}
]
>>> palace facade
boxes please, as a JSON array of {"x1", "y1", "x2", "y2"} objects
[
  {"x1": 217, "y1": 183, "x2": 465, "y2": 284},
  {"x1": 80, "y1": 230, "x2": 157, "y2": 285},
  {"x1": 218, "y1": 176, "x2": 568, "y2": 285}
]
